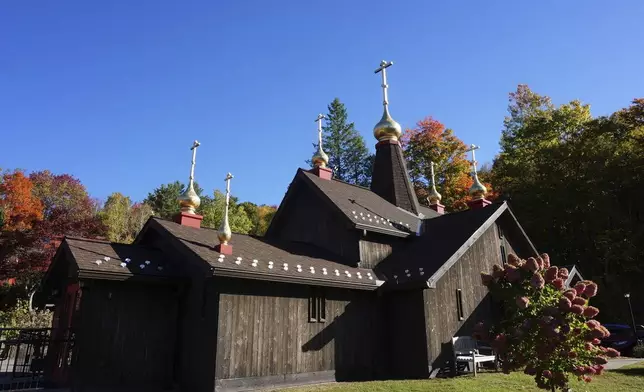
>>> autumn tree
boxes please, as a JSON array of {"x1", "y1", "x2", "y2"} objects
[
  {"x1": 0, "y1": 170, "x2": 43, "y2": 231},
  {"x1": 310, "y1": 98, "x2": 372, "y2": 186},
  {"x1": 1, "y1": 171, "x2": 105, "y2": 302},
  {"x1": 402, "y1": 117, "x2": 495, "y2": 211},
  {"x1": 239, "y1": 202, "x2": 277, "y2": 236}
]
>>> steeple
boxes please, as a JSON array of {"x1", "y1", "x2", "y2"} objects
[
  {"x1": 216, "y1": 172, "x2": 234, "y2": 254},
  {"x1": 465, "y1": 144, "x2": 491, "y2": 209},
  {"x1": 427, "y1": 161, "x2": 445, "y2": 214},
  {"x1": 174, "y1": 140, "x2": 204, "y2": 228},
  {"x1": 309, "y1": 113, "x2": 333, "y2": 180},
  {"x1": 369, "y1": 60, "x2": 421, "y2": 215},
  {"x1": 311, "y1": 114, "x2": 329, "y2": 168}
]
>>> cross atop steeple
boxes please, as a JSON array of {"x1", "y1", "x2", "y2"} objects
[
  {"x1": 188, "y1": 140, "x2": 200, "y2": 188},
  {"x1": 465, "y1": 144, "x2": 487, "y2": 201},
  {"x1": 217, "y1": 172, "x2": 234, "y2": 254},
  {"x1": 312, "y1": 113, "x2": 329, "y2": 169},
  {"x1": 315, "y1": 113, "x2": 325, "y2": 150},
  {"x1": 465, "y1": 144, "x2": 480, "y2": 176},
  {"x1": 374, "y1": 60, "x2": 394, "y2": 107}
]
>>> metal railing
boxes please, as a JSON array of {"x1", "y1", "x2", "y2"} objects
[{"x1": 0, "y1": 328, "x2": 73, "y2": 391}]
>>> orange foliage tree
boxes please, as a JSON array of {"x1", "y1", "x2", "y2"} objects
[
  {"x1": 401, "y1": 117, "x2": 496, "y2": 211},
  {"x1": 0, "y1": 170, "x2": 43, "y2": 231}
]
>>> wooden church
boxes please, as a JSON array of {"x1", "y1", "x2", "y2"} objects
[{"x1": 42, "y1": 62, "x2": 550, "y2": 392}]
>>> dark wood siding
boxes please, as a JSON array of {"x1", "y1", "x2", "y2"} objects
[
  {"x1": 422, "y1": 225, "x2": 501, "y2": 367},
  {"x1": 213, "y1": 277, "x2": 384, "y2": 382},
  {"x1": 384, "y1": 290, "x2": 429, "y2": 379},
  {"x1": 73, "y1": 279, "x2": 179, "y2": 391},
  {"x1": 270, "y1": 184, "x2": 360, "y2": 266},
  {"x1": 358, "y1": 232, "x2": 405, "y2": 269}
]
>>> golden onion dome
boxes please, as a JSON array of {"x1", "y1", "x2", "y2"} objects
[
  {"x1": 178, "y1": 184, "x2": 201, "y2": 214},
  {"x1": 427, "y1": 183, "x2": 442, "y2": 205},
  {"x1": 373, "y1": 107, "x2": 402, "y2": 142},
  {"x1": 312, "y1": 145, "x2": 329, "y2": 168},
  {"x1": 469, "y1": 174, "x2": 488, "y2": 200}
]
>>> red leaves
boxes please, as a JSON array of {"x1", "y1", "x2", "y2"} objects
[{"x1": 0, "y1": 170, "x2": 44, "y2": 231}]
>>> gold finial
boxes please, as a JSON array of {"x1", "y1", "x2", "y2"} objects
[
  {"x1": 178, "y1": 140, "x2": 201, "y2": 214},
  {"x1": 312, "y1": 113, "x2": 329, "y2": 168},
  {"x1": 373, "y1": 60, "x2": 402, "y2": 142},
  {"x1": 218, "y1": 173, "x2": 233, "y2": 245},
  {"x1": 427, "y1": 161, "x2": 442, "y2": 205},
  {"x1": 465, "y1": 144, "x2": 487, "y2": 200}
]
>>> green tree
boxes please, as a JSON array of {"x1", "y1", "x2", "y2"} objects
[
  {"x1": 143, "y1": 181, "x2": 204, "y2": 219},
  {"x1": 201, "y1": 190, "x2": 253, "y2": 234},
  {"x1": 492, "y1": 86, "x2": 644, "y2": 322},
  {"x1": 238, "y1": 202, "x2": 277, "y2": 236},
  {"x1": 99, "y1": 193, "x2": 154, "y2": 243},
  {"x1": 310, "y1": 98, "x2": 372, "y2": 186}
]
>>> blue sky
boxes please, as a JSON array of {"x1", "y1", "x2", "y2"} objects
[{"x1": 1, "y1": 1, "x2": 643, "y2": 206}]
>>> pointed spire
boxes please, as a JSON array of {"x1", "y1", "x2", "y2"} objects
[
  {"x1": 174, "y1": 141, "x2": 204, "y2": 228},
  {"x1": 373, "y1": 60, "x2": 402, "y2": 142},
  {"x1": 218, "y1": 173, "x2": 233, "y2": 246},
  {"x1": 177, "y1": 140, "x2": 202, "y2": 214},
  {"x1": 311, "y1": 113, "x2": 329, "y2": 168},
  {"x1": 370, "y1": 60, "x2": 420, "y2": 215},
  {"x1": 465, "y1": 144, "x2": 487, "y2": 200},
  {"x1": 427, "y1": 161, "x2": 442, "y2": 205}
]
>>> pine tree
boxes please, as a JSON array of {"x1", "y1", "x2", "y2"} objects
[{"x1": 310, "y1": 98, "x2": 371, "y2": 187}]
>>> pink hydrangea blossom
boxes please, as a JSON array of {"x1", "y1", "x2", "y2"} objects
[
  {"x1": 605, "y1": 347, "x2": 620, "y2": 358},
  {"x1": 516, "y1": 296, "x2": 530, "y2": 310},
  {"x1": 584, "y1": 282, "x2": 598, "y2": 298},
  {"x1": 586, "y1": 320, "x2": 600, "y2": 330},
  {"x1": 530, "y1": 273, "x2": 545, "y2": 289},
  {"x1": 540, "y1": 253, "x2": 551, "y2": 269},
  {"x1": 563, "y1": 289, "x2": 576, "y2": 301},
  {"x1": 558, "y1": 297, "x2": 572, "y2": 311},
  {"x1": 544, "y1": 266, "x2": 559, "y2": 282},
  {"x1": 574, "y1": 282, "x2": 587, "y2": 296},
  {"x1": 552, "y1": 278, "x2": 565, "y2": 290},
  {"x1": 571, "y1": 304, "x2": 584, "y2": 315},
  {"x1": 542, "y1": 370, "x2": 553, "y2": 379},
  {"x1": 507, "y1": 253, "x2": 521, "y2": 267},
  {"x1": 584, "y1": 306, "x2": 600, "y2": 318},
  {"x1": 505, "y1": 265, "x2": 521, "y2": 282},
  {"x1": 558, "y1": 267, "x2": 569, "y2": 279},
  {"x1": 583, "y1": 376, "x2": 592, "y2": 383},
  {"x1": 585, "y1": 342, "x2": 595, "y2": 350},
  {"x1": 572, "y1": 297, "x2": 586, "y2": 306},
  {"x1": 592, "y1": 338, "x2": 601, "y2": 345},
  {"x1": 568, "y1": 351, "x2": 577, "y2": 358},
  {"x1": 594, "y1": 365, "x2": 605, "y2": 375},
  {"x1": 524, "y1": 257, "x2": 540, "y2": 272}
]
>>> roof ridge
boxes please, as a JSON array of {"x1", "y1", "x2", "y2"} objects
[
  {"x1": 152, "y1": 216, "x2": 263, "y2": 239},
  {"x1": 299, "y1": 168, "x2": 372, "y2": 192}
]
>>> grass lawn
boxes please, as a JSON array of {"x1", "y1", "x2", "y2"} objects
[{"x1": 276, "y1": 362, "x2": 644, "y2": 392}]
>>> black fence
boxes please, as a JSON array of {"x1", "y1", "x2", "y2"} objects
[{"x1": 0, "y1": 328, "x2": 73, "y2": 391}]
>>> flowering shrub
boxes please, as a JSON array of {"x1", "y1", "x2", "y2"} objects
[
  {"x1": 475, "y1": 253, "x2": 618, "y2": 391},
  {"x1": 0, "y1": 300, "x2": 53, "y2": 339}
]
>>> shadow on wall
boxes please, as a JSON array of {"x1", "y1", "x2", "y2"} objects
[
  {"x1": 432, "y1": 293, "x2": 496, "y2": 376},
  {"x1": 302, "y1": 294, "x2": 386, "y2": 382}
]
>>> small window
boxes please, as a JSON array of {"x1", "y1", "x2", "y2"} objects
[
  {"x1": 308, "y1": 287, "x2": 326, "y2": 323},
  {"x1": 456, "y1": 289, "x2": 465, "y2": 321}
]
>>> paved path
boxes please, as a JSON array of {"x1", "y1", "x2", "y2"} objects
[{"x1": 605, "y1": 358, "x2": 643, "y2": 370}]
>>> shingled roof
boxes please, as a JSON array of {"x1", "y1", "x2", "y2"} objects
[
  {"x1": 149, "y1": 218, "x2": 382, "y2": 291},
  {"x1": 375, "y1": 202, "x2": 508, "y2": 289},
  {"x1": 63, "y1": 237, "x2": 180, "y2": 280},
  {"x1": 299, "y1": 170, "x2": 439, "y2": 237}
]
